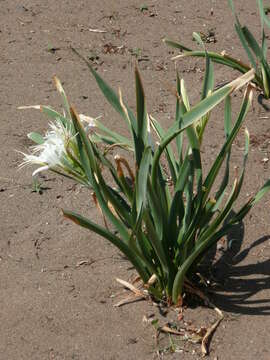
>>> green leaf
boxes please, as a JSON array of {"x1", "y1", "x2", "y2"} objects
[
  {"x1": 181, "y1": 160, "x2": 195, "y2": 240},
  {"x1": 193, "y1": 32, "x2": 204, "y2": 47},
  {"x1": 203, "y1": 85, "x2": 253, "y2": 203},
  {"x1": 70, "y1": 107, "x2": 131, "y2": 241},
  {"x1": 175, "y1": 72, "x2": 184, "y2": 163},
  {"x1": 172, "y1": 177, "x2": 240, "y2": 302},
  {"x1": 146, "y1": 178, "x2": 164, "y2": 237},
  {"x1": 53, "y1": 77, "x2": 72, "y2": 122},
  {"x1": 135, "y1": 65, "x2": 148, "y2": 164},
  {"x1": 20, "y1": 104, "x2": 71, "y2": 130},
  {"x1": 135, "y1": 66, "x2": 147, "y2": 142},
  {"x1": 163, "y1": 38, "x2": 191, "y2": 52},
  {"x1": 234, "y1": 24, "x2": 258, "y2": 71},
  {"x1": 170, "y1": 48, "x2": 263, "y2": 87},
  {"x1": 71, "y1": 47, "x2": 138, "y2": 134},
  {"x1": 231, "y1": 177, "x2": 270, "y2": 223},
  {"x1": 168, "y1": 190, "x2": 185, "y2": 245},
  {"x1": 200, "y1": 178, "x2": 239, "y2": 244},
  {"x1": 253, "y1": 178, "x2": 270, "y2": 203},
  {"x1": 143, "y1": 210, "x2": 169, "y2": 274},
  {"x1": 150, "y1": 115, "x2": 178, "y2": 183},
  {"x1": 151, "y1": 78, "x2": 241, "y2": 187},
  {"x1": 95, "y1": 119, "x2": 133, "y2": 148},
  {"x1": 136, "y1": 147, "x2": 152, "y2": 215},
  {"x1": 174, "y1": 156, "x2": 192, "y2": 193},
  {"x1": 213, "y1": 96, "x2": 232, "y2": 208},
  {"x1": 180, "y1": 79, "x2": 190, "y2": 111},
  {"x1": 27, "y1": 132, "x2": 44, "y2": 144},
  {"x1": 228, "y1": 0, "x2": 257, "y2": 69},
  {"x1": 234, "y1": 128, "x2": 250, "y2": 199},
  {"x1": 261, "y1": 63, "x2": 270, "y2": 98},
  {"x1": 242, "y1": 26, "x2": 264, "y2": 60},
  {"x1": 263, "y1": 7, "x2": 270, "y2": 29},
  {"x1": 201, "y1": 51, "x2": 214, "y2": 101},
  {"x1": 258, "y1": 1, "x2": 267, "y2": 55},
  {"x1": 62, "y1": 209, "x2": 149, "y2": 282},
  {"x1": 172, "y1": 223, "x2": 232, "y2": 303}
]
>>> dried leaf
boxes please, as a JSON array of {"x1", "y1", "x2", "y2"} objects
[
  {"x1": 76, "y1": 260, "x2": 93, "y2": 267},
  {"x1": 201, "y1": 318, "x2": 223, "y2": 356},
  {"x1": 92, "y1": 192, "x2": 109, "y2": 229},
  {"x1": 116, "y1": 278, "x2": 147, "y2": 297},
  {"x1": 88, "y1": 28, "x2": 107, "y2": 33},
  {"x1": 160, "y1": 325, "x2": 185, "y2": 336},
  {"x1": 114, "y1": 293, "x2": 145, "y2": 307},
  {"x1": 18, "y1": 105, "x2": 41, "y2": 110}
]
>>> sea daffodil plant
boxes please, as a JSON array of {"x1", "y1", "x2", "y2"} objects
[
  {"x1": 164, "y1": 0, "x2": 270, "y2": 98},
  {"x1": 19, "y1": 48, "x2": 270, "y2": 304}
]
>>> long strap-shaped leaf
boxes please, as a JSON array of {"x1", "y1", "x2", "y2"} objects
[
  {"x1": 179, "y1": 77, "x2": 203, "y2": 198},
  {"x1": 195, "y1": 32, "x2": 214, "y2": 142},
  {"x1": 53, "y1": 77, "x2": 72, "y2": 124},
  {"x1": 164, "y1": 38, "x2": 262, "y2": 88},
  {"x1": 70, "y1": 107, "x2": 131, "y2": 241},
  {"x1": 62, "y1": 209, "x2": 149, "y2": 283},
  {"x1": 172, "y1": 222, "x2": 233, "y2": 303},
  {"x1": 135, "y1": 147, "x2": 152, "y2": 216},
  {"x1": 143, "y1": 210, "x2": 170, "y2": 277},
  {"x1": 228, "y1": 0, "x2": 258, "y2": 70},
  {"x1": 213, "y1": 95, "x2": 232, "y2": 208},
  {"x1": 175, "y1": 72, "x2": 184, "y2": 163},
  {"x1": 172, "y1": 178, "x2": 239, "y2": 303},
  {"x1": 230, "y1": 179, "x2": 270, "y2": 223},
  {"x1": 135, "y1": 66, "x2": 148, "y2": 165},
  {"x1": 20, "y1": 105, "x2": 73, "y2": 132},
  {"x1": 71, "y1": 48, "x2": 138, "y2": 135},
  {"x1": 146, "y1": 177, "x2": 165, "y2": 238},
  {"x1": 95, "y1": 119, "x2": 133, "y2": 148},
  {"x1": 203, "y1": 84, "x2": 253, "y2": 204},
  {"x1": 151, "y1": 70, "x2": 255, "y2": 190},
  {"x1": 261, "y1": 0, "x2": 270, "y2": 30},
  {"x1": 176, "y1": 86, "x2": 251, "y2": 262},
  {"x1": 150, "y1": 115, "x2": 178, "y2": 184},
  {"x1": 164, "y1": 37, "x2": 252, "y2": 74}
]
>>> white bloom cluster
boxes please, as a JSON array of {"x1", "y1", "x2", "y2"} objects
[{"x1": 20, "y1": 119, "x2": 73, "y2": 176}]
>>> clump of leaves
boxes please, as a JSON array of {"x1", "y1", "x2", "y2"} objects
[
  {"x1": 32, "y1": 178, "x2": 44, "y2": 194},
  {"x1": 164, "y1": 0, "x2": 270, "y2": 98},
  {"x1": 19, "y1": 43, "x2": 270, "y2": 305},
  {"x1": 140, "y1": 4, "x2": 148, "y2": 12},
  {"x1": 129, "y1": 47, "x2": 142, "y2": 59}
]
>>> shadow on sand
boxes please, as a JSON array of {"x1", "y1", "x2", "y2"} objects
[{"x1": 208, "y1": 215, "x2": 270, "y2": 316}]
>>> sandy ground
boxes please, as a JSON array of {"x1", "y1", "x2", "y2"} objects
[{"x1": 1, "y1": 1, "x2": 270, "y2": 359}]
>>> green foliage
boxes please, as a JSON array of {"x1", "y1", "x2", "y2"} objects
[
  {"x1": 21, "y1": 45, "x2": 270, "y2": 305},
  {"x1": 140, "y1": 4, "x2": 148, "y2": 12},
  {"x1": 164, "y1": 0, "x2": 270, "y2": 98}
]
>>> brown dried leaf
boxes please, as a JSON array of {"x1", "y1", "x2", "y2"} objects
[
  {"x1": 201, "y1": 318, "x2": 223, "y2": 356},
  {"x1": 89, "y1": 28, "x2": 107, "y2": 33},
  {"x1": 114, "y1": 293, "x2": 145, "y2": 307},
  {"x1": 160, "y1": 325, "x2": 185, "y2": 336},
  {"x1": 116, "y1": 278, "x2": 147, "y2": 297}
]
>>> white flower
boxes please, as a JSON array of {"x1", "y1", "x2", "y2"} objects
[
  {"x1": 19, "y1": 104, "x2": 102, "y2": 180},
  {"x1": 20, "y1": 119, "x2": 73, "y2": 176}
]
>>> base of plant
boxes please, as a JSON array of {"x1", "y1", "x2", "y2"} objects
[{"x1": 114, "y1": 275, "x2": 223, "y2": 356}]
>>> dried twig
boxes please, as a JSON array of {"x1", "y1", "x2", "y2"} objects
[
  {"x1": 114, "y1": 293, "x2": 145, "y2": 307},
  {"x1": 114, "y1": 278, "x2": 148, "y2": 307},
  {"x1": 184, "y1": 279, "x2": 224, "y2": 355},
  {"x1": 201, "y1": 317, "x2": 223, "y2": 356},
  {"x1": 160, "y1": 325, "x2": 185, "y2": 336},
  {"x1": 88, "y1": 28, "x2": 107, "y2": 33}
]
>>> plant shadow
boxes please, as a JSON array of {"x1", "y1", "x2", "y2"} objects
[
  {"x1": 206, "y1": 214, "x2": 270, "y2": 316},
  {"x1": 257, "y1": 93, "x2": 270, "y2": 111}
]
